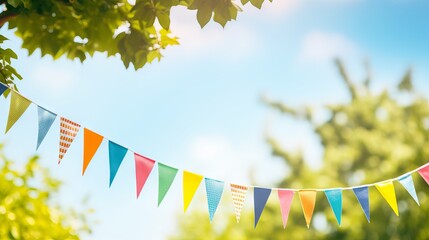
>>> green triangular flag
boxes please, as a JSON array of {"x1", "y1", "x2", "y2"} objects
[
  {"x1": 5, "y1": 92, "x2": 32, "y2": 133},
  {"x1": 158, "y1": 162, "x2": 178, "y2": 206}
]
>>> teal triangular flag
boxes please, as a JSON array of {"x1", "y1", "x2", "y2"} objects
[
  {"x1": 37, "y1": 106, "x2": 57, "y2": 150},
  {"x1": 108, "y1": 141, "x2": 128, "y2": 187},
  {"x1": 158, "y1": 163, "x2": 178, "y2": 206},
  {"x1": 205, "y1": 178, "x2": 224, "y2": 222},
  {"x1": 325, "y1": 189, "x2": 342, "y2": 225},
  {"x1": 254, "y1": 187, "x2": 271, "y2": 228},
  {"x1": 398, "y1": 175, "x2": 419, "y2": 205}
]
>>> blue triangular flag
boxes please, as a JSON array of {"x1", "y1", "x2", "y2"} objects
[
  {"x1": 398, "y1": 175, "x2": 419, "y2": 205},
  {"x1": 353, "y1": 186, "x2": 370, "y2": 222},
  {"x1": 0, "y1": 83, "x2": 7, "y2": 95},
  {"x1": 254, "y1": 187, "x2": 271, "y2": 228},
  {"x1": 205, "y1": 178, "x2": 224, "y2": 222},
  {"x1": 108, "y1": 141, "x2": 128, "y2": 187},
  {"x1": 325, "y1": 189, "x2": 342, "y2": 225},
  {"x1": 36, "y1": 106, "x2": 57, "y2": 150}
]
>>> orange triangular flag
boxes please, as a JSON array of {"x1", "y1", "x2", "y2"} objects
[
  {"x1": 83, "y1": 128, "x2": 104, "y2": 175},
  {"x1": 299, "y1": 190, "x2": 317, "y2": 228}
]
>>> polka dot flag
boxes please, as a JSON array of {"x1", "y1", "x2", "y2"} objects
[{"x1": 58, "y1": 117, "x2": 80, "y2": 163}]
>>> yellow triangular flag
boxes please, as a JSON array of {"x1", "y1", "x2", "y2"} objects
[
  {"x1": 183, "y1": 171, "x2": 203, "y2": 212},
  {"x1": 375, "y1": 181, "x2": 399, "y2": 216},
  {"x1": 5, "y1": 92, "x2": 32, "y2": 133}
]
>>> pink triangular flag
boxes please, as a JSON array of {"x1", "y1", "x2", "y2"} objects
[
  {"x1": 135, "y1": 153, "x2": 155, "y2": 198},
  {"x1": 418, "y1": 165, "x2": 429, "y2": 185},
  {"x1": 278, "y1": 189, "x2": 294, "y2": 228}
]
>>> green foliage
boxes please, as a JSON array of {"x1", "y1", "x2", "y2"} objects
[
  {"x1": 1, "y1": 0, "x2": 270, "y2": 71},
  {"x1": 0, "y1": 145, "x2": 91, "y2": 239},
  {"x1": 0, "y1": 35, "x2": 21, "y2": 91},
  {"x1": 170, "y1": 60, "x2": 429, "y2": 239}
]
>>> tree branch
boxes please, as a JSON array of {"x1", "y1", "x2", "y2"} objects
[
  {"x1": 0, "y1": 8, "x2": 19, "y2": 28},
  {"x1": 335, "y1": 58, "x2": 358, "y2": 100}
]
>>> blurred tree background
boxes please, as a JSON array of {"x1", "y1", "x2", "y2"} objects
[
  {"x1": 0, "y1": 145, "x2": 91, "y2": 239},
  {"x1": 170, "y1": 60, "x2": 429, "y2": 240}
]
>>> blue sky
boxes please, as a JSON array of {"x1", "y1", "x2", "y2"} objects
[{"x1": 1, "y1": 0, "x2": 428, "y2": 239}]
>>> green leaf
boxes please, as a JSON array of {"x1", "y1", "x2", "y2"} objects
[
  {"x1": 398, "y1": 68, "x2": 413, "y2": 92},
  {"x1": 7, "y1": 0, "x2": 22, "y2": 8},
  {"x1": 157, "y1": 10, "x2": 171, "y2": 30},
  {"x1": 196, "y1": 4, "x2": 213, "y2": 28},
  {"x1": 250, "y1": 0, "x2": 264, "y2": 9}
]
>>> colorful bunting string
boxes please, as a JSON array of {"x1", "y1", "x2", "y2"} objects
[{"x1": 2, "y1": 82, "x2": 429, "y2": 229}]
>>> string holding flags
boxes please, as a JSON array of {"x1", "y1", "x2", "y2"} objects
[{"x1": 1, "y1": 82, "x2": 429, "y2": 229}]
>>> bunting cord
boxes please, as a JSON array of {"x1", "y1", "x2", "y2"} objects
[{"x1": 1, "y1": 82, "x2": 428, "y2": 193}]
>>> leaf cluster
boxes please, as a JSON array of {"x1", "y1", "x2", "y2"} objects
[
  {"x1": 2, "y1": 0, "x2": 270, "y2": 70},
  {"x1": 0, "y1": 35, "x2": 21, "y2": 91},
  {"x1": 0, "y1": 145, "x2": 92, "y2": 239}
]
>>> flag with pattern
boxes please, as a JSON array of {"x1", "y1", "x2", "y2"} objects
[
  {"x1": 58, "y1": 117, "x2": 80, "y2": 163},
  {"x1": 230, "y1": 184, "x2": 248, "y2": 223}
]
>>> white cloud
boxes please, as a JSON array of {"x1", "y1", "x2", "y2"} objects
[
  {"x1": 245, "y1": 0, "x2": 301, "y2": 19},
  {"x1": 187, "y1": 135, "x2": 286, "y2": 186},
  {"x1": 167, "y1": 7, "x2": 262, "y2": 61},
  {"x1": 298, "y1": 31, "x2": 361, "y2": 63},
  {"x1": 31, "y1": 64, "x2": 77, "y2": 94}
]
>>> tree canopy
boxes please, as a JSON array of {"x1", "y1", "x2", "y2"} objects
[
  {"x1": 0, "y1": 0, "x2": 270, "y2": 73},
  {"x1": 0, "y1": 144, "x2": 91, "y2": 239},
  {"x1": 170, "y1": 61, "x2": 429, "y2": 239}
]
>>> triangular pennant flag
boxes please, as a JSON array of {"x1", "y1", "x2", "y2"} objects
[
  {"x1": 58, "y1": 117, "x2": 80, "y2": 163},
  {"x1": 230, "y1": 184, "x2": 248, "y2": 223},
  {"x1": 158, "y1": 163, "x2": 178, "y2": 206},
  {"x1": 298, "y1": 190, "x2": 317, "y2": 228},
  {"x1": 353, "y1": 186, "x2": 370, "y2": 222},
  {"x1": 254, "y1": 187, "x2": 271, "y2": 228},
  {"x1": 0, "y1": 83, "x2": 8, "y2": 95},
  {"x1": 36, "y1": 106, "x2": 56, "y2": 150},
  {"x1": 324, "y1": 189, "x2": 342, "y2": 225},
  {"x1": 375, "y1": 181, "x2": 399, "y2": 216},
  {"x1": 82, "y1": 128, "x2": 104, "y2": 175},
  {"x1": 418, "y1": 165, "x2": 429, "y2": 185},
  {"x1": 278, "y1": 189, "x2": 294, "y2": 228},
  {"x1": 5, "y1": 91, "x2": 31, "y2": 133},
  {"x1": 205, "y1": 178, "x2": 224, "y2": 222},
  {"x1": 183, "y1": 171, "x2": 204, "y2": 212},
  {"x1": 135, "y1": 153, "x2": 155, "y2": 198},
  {"x1": 398, "y1": 175, "x2": 419, "y2": 205},
  {"x1": 108, "y1": 141, "x2": 128, "y2": 187}
]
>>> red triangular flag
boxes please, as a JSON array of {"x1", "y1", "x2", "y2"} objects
[
  {"x1": 418, "y1": 165, "x2": 429, "y2": 185},
  {"x1": 135, "y1": 153, "x2": 155, "y2": 198}
]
